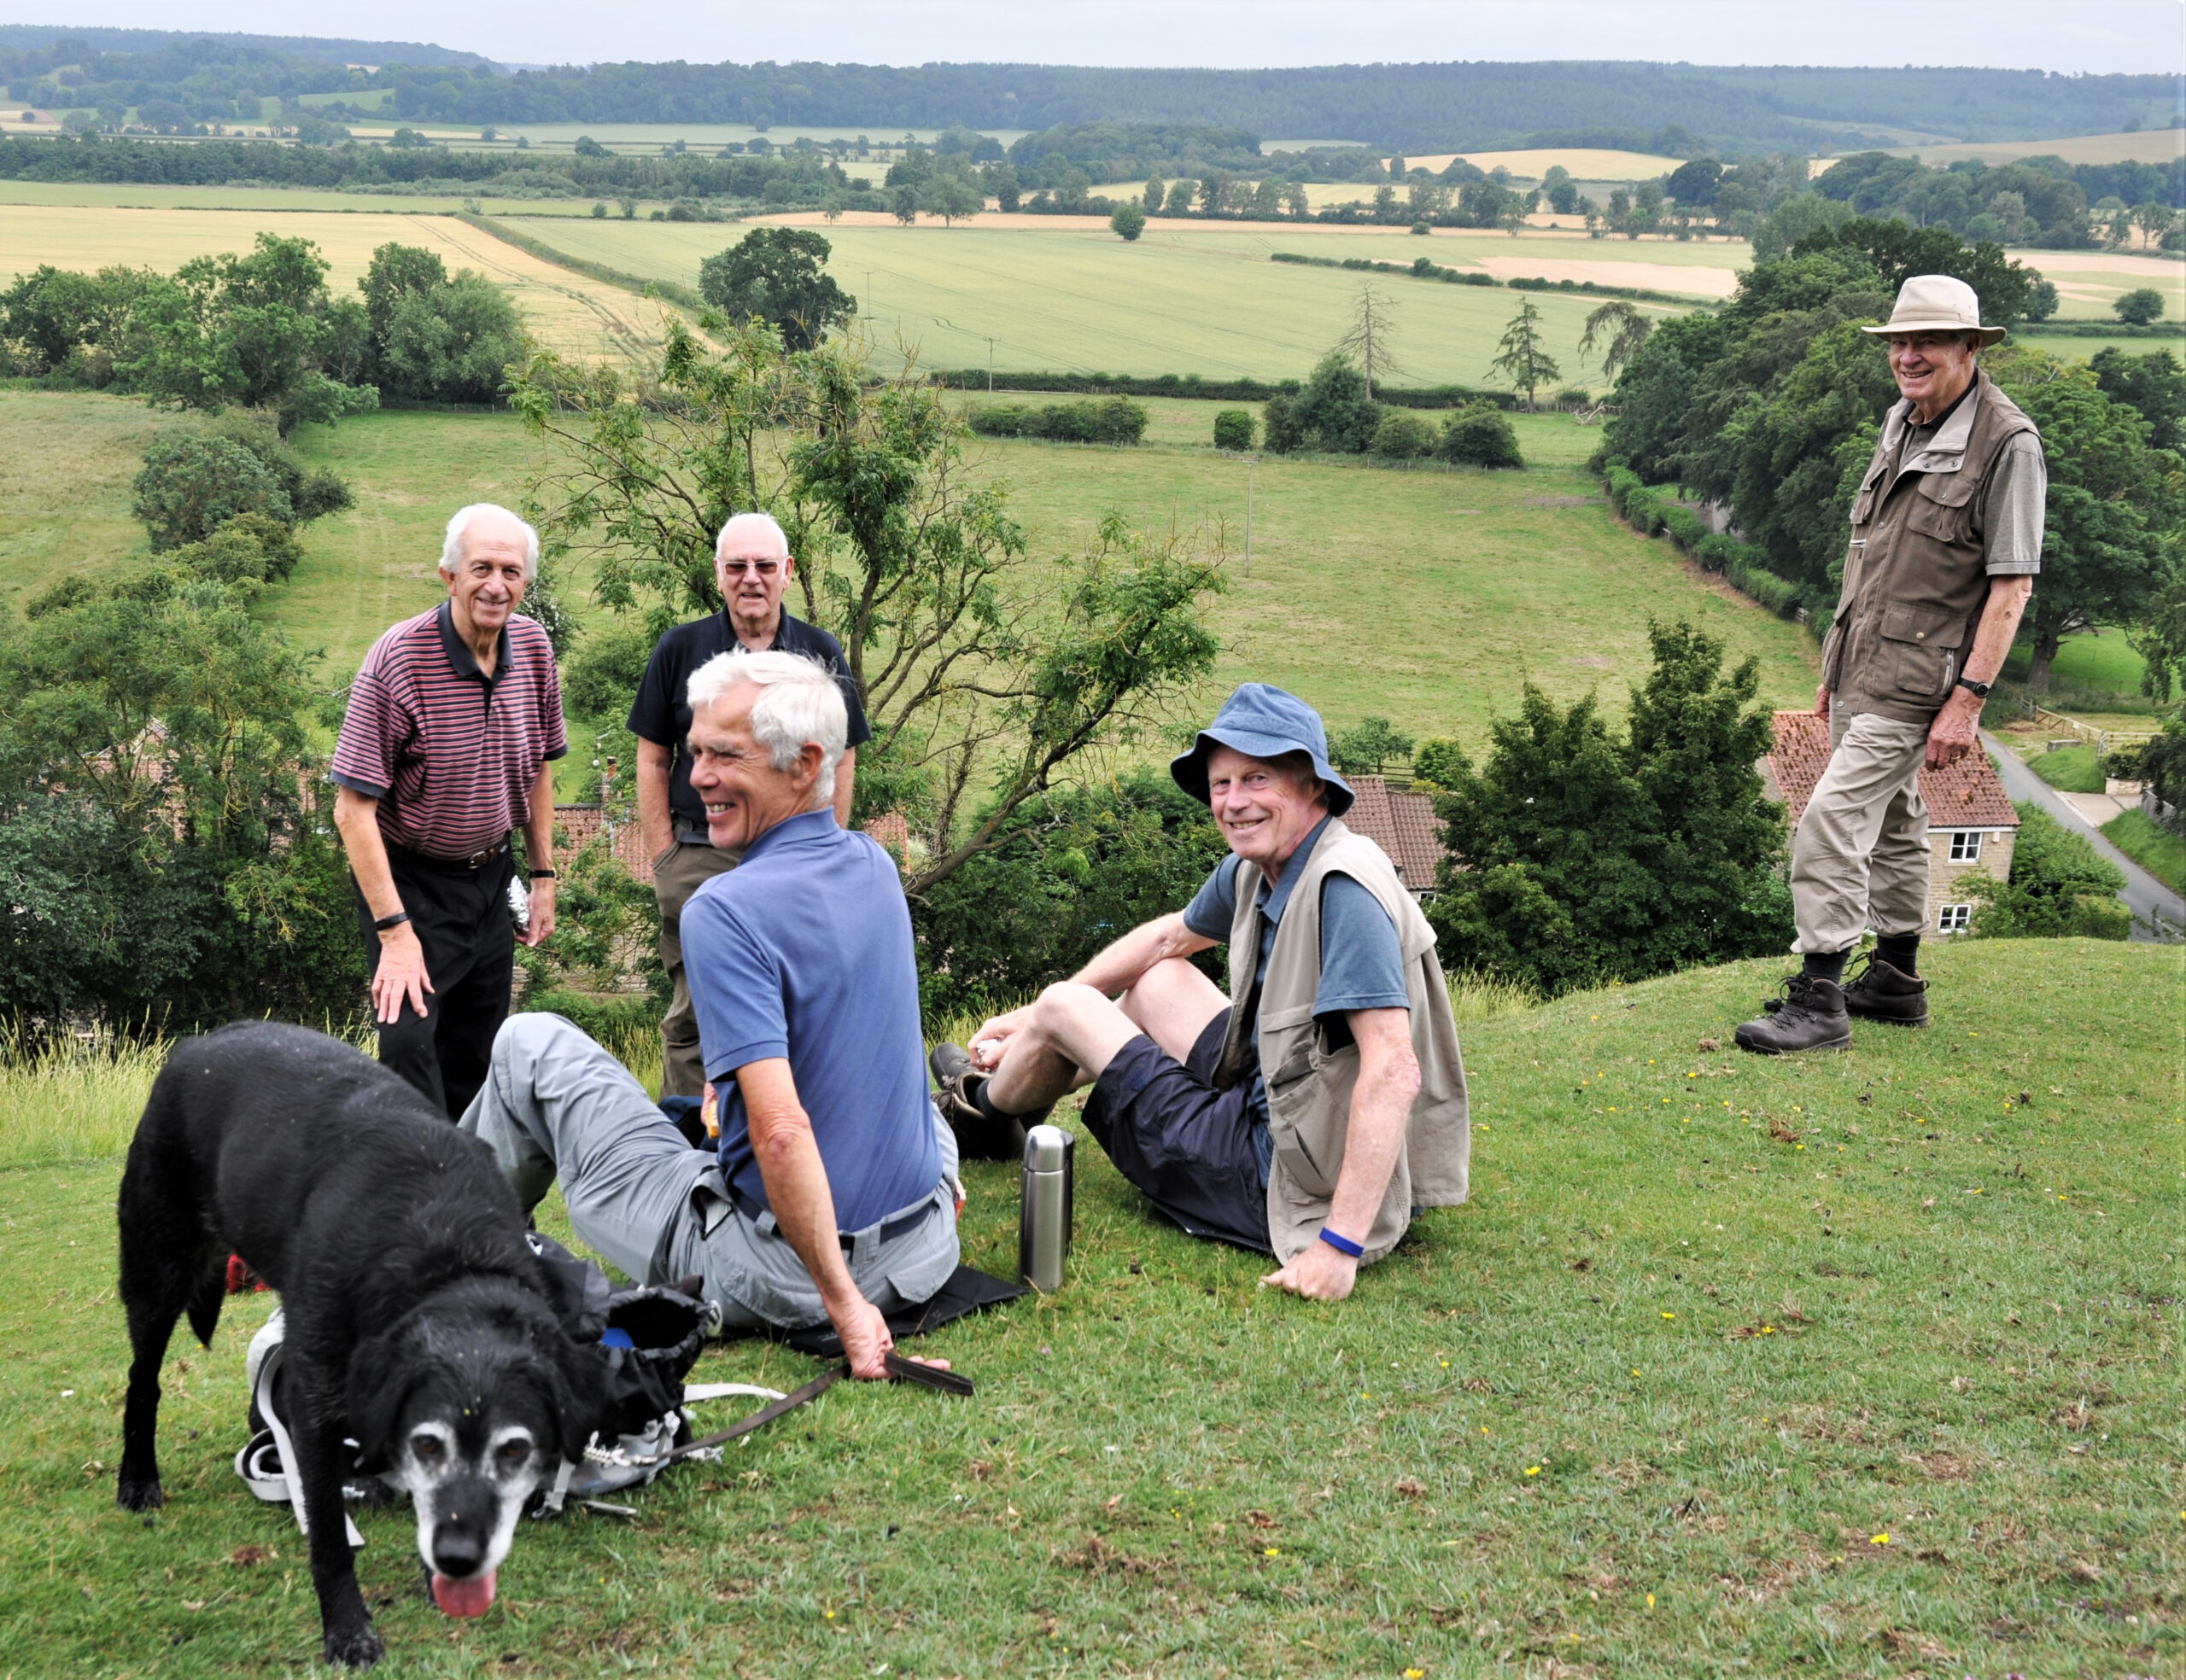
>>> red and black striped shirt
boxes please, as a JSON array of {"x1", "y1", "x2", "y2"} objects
[{"x1": 331, "y1": 602, "x2": 566, "y2": 859}]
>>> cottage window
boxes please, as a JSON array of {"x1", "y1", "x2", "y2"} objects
[
  {"x1": 1938, "y1": 903, "x2": 1972, "y2": 932},
  {"x1": 1947, "y1": 831, "x2": 1984, "y2": 862}
]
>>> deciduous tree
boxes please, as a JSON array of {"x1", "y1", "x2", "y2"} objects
[
  {"x1": 697, "y1": 227, "x2": 856, "y2": 351},
  {"x1": 513, "y1": 320, "x2": 1225, "y2": 892}
]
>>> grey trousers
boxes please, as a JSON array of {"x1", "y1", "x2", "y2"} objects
[
  {"x1": 652, "y1": 839, "x2": 741, "y2": 1100},
  {"x1": 459, "y1": 1013, "x2": 961, "y2": 1332},
  {"x1": 1789, "y1": 710, "x2": 1933, "y2": 954}
]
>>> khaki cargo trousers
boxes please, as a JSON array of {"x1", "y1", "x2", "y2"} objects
[
  {"x1": 1788, "y1": 710, "x2": 1933, "y2": 954},
  {"x1": 653, "y1": 838, "x2": 740, "y2": 1098}
]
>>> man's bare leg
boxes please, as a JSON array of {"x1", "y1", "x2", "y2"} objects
[{"x1": 983, "y1": 960, "x2": 1230, "y2": 1114}]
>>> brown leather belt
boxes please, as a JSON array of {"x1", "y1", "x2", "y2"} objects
[{"x1": 390, "y1": 842, "x2": 509, "y2": 872}]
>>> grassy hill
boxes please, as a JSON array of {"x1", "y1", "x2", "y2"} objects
[
  {"x1": 0, "y1": 389, "x2": 1821, "y2": 762},
  {"x1": 0, "y1": 937, "x2": 2175, "y2": 1675}
]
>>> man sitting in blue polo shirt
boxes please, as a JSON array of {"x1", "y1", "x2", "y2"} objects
[{"x1": 462, "y1": 650, "x2": 957, "y2": 1377}]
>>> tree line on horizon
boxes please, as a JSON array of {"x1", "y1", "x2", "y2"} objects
[{"x1": 4, "y1": 28, "x2": 2181, "y2": 155}]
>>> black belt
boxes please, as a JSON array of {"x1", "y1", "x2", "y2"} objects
[
  {"x1": 389, "y1": 842, "x2": 508, "y2": 872},
  {"x1": 724, "y1": 1181, "x2": 935, "y2": 1251}
]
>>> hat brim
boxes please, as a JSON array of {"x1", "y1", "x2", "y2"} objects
[
  {"x1": 1862, "y1": 320, "x2": 2009, "y2": 347},
  {"x1": 1170, "y1": 726, "x2": 1355, "y2": 818}
]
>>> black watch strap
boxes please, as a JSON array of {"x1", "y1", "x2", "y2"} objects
[
  {"x1": 1955, "y1": 676, "x2": 1991, "y2": 698},
  {"x1": 373, "y1": 910, "x2": 411, "y2": 931}
]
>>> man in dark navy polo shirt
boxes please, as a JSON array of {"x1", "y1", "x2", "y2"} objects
[
  {"x1": 332, "y1": 504, "x2": 566, "y2": 1119},
  {"x1": 628, "y1": 511, "x2": 874, "y2": 1097},
  {"x1": 464, "y1": 650, "x2": 956, "y2": 1379}
]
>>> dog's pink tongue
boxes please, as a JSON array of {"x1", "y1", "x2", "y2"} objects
[{"x1": 431, "y1": 1570, "x2": 496, "y2": 1618}]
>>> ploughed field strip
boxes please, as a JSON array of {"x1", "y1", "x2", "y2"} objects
[{"x1": 0, "y1": 940, "x2": 2174, "y2": 1676}]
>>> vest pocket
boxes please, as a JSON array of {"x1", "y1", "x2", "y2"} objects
[
  {"x1": 1877, "y1": 605, "x2": 1966, "y2": 702},
  {"x1": 1265, "y1": 1030, "x2": 1358, "y2": 1199}
]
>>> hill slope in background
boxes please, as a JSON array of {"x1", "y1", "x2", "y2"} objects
[
  {"x1": 0, "y1": 24, "x2": 487, "y2": 68},
  {"x1": 0, "y1": 29, "x2": 2179, "y2": 153}
]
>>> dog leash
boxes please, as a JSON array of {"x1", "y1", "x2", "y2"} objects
[{"x1": 669, "y1": 1352, "x2": 972, "y2": 1463}]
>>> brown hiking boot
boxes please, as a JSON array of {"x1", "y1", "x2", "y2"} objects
[
  {"x1": 929, "y1": 1042, "x2": 1033, "y2": 1161},
  {"x1": 1840, "y1": 954, "x2": 1929, "y2": 1027},
  {"x1": 1733, "y1": 974, "x2": 1851, "y2": 1055}
]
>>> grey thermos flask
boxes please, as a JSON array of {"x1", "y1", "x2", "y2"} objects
[{"x1": 1019, "y1": 1124, "x2": 1074, "y2": 1292}]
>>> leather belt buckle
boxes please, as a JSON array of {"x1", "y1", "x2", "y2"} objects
[{"x1": 462, "y1": 843, "x2": 505, "y2": 869}]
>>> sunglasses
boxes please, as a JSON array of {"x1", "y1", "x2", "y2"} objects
[{"x1": 719, "y1": 557, "x2": 782, "y2": 577}]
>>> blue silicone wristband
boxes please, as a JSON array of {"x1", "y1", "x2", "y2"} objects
[{"x1": 1318, "y1": 1227, "x2": 1365, "y2": 1258}]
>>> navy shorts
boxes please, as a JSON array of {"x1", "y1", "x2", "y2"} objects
[{"x1": 1078, "y1": 1012, "x2": 1271, "y2": 1255}]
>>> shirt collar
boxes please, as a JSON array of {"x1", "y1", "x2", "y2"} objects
[
  {"x1": 436, "y1": 599, "x2": 511, "y2": 685},
  {"x1": 721, "y1": 606, "x2": 790, "y2": 651},
  {"x1": 1882, "y1": 371, "x2": 1982, "y2": 467},
  {"x1": 1255, "y1": 814, "x2": 1336, "y2": 923},
  {"x1": 740, "y1": 805, "x2": 840, "y2": 862}
]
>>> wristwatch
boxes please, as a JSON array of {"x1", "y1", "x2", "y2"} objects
[{"x1": 1955, "y1": 676, "x2": 1991, "y2": 699}]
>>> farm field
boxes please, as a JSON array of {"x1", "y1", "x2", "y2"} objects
[
  {"x1": 500, "y1": 217, "x2": 1723, "y2": 384},
  {"x1": 0, "y1": 937, "x2": 2176, "y2": 1676},
  {"x1": 0, "y1": 389, "x2": 1818, "y2": 754},
  {"x1": 1879, "y1": 127, "x2": 2186, "y2": 168},
  {"x1": 0, "y1": 178, "x2": 617, "y2": 216},
  {"x1": 1402, "y1": 147, "x2": 1691, "y2": 180},
  {"x1": 2014, "y1": 253, "x2": 2186, "y2": 321},
  {"x1": 0, "y1": 203, "x2": 673, "y2": 364}
]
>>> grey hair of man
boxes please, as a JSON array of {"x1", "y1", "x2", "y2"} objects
[
  {"x1": 686, "y1": 650, "x2": 847, "y2": 805},
  {"x1": 716, "y1": 509, "x2": 790, "y2": 559},
  {"x1": 439, "y1": 504, "x2": 540, "y2": 580}
]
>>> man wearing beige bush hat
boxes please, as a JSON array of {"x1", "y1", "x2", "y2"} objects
[{"x1": 1736, "y1": 274, "x2": 2043, "y2": 1054}]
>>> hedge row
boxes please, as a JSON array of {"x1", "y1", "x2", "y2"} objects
[
  {"x1": 1271, "y1": 251, "x2": 1698, "y2": 306},
  {"x1": 931, "y1": 369, "x2": 1516, "y2": 410},
  {"x1": 967, "y1": 397, "x2": 1149, "y2": 444},
  {"x1": 1599, "y1": 458, "x2": 1804, "y2": 620},
  {"x1": 456, "y1": 212, "x2": 703, "y2": 309}
]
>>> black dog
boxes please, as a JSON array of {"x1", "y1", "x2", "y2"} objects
[{"x1": 116, "y1": 1021, "x2": 607, "y2": 1668}]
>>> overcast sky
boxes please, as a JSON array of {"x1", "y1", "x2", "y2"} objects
[{"x1": 11, "y1": 0, "x2": 2183, "y2": 75}]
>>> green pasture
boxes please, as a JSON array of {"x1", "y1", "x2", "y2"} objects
[
  {"x1": 0, "y1": 392, "x2": 1818, "y2": 757},
  {"x1": 497, "y1": 217, "x2": 1715, "y2": 387},
  {"x1": 2000, "y1": 628, "x2": 2148, "y2": 698},
  {"x1": 0, "y1": 938, "x2": 2176, "y2": 1676}
]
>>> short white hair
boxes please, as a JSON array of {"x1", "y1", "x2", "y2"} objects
[
  {"x1": 686, "y1": 650, "x2": 848, "y2": 805},
  {"x1": 716, "y1": 510, "x2": 790, "y2": 558},
  {"x1": 440, "y1": 504, "x2": 539, "y2": 580}
]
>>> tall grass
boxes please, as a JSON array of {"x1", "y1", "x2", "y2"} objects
[{"x1": 0, "y1": 1033, "x2": 167, "y2": 1168}]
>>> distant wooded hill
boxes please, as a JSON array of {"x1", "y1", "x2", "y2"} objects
[{"x1": 3, "y1": 27, "x2": 2179, "y2": 155}]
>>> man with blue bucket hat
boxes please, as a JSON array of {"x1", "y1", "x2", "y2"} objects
[{"x1": 931, "y1": 684, "x2": 1470, "y2": 1299}]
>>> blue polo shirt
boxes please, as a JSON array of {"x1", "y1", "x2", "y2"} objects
[{"x1": 682, "y1": 808, "x2": 938, "y2": 1231}]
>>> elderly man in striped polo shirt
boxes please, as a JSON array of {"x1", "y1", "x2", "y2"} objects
[{"x1": 332, "y1": 504, "x2": 568, "y2": 1119}]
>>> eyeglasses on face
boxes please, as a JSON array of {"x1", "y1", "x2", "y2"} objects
[{"x1": 719, "y1": 557, "x2": 782, "y2": 577}]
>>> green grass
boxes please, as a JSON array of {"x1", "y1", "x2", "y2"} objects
[
  {"x1": 0, "y1": 938, "x2": 2177, "y2": 1676},
  {"x1": 2101, "y1": 808, "x2": 2186, "y2": 893},
  {"x1": 500, "y1": 218, "x2": 1713, "y2": 388},
  {"x1": 2029, "y1": 744, "x2": 2107, "y2": 795},
  {"x1": 0, "y1": 393, "x2": 1820, "y2": 756},
  {"x1": 2002, "y1": 629, "x2": 2150, "y2": 698}
]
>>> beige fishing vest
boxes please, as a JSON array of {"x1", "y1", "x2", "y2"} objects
[
  {"x1": 1218, "y1": 820, "x2": 1470, "y2": 1264},
  {"x1": 1820, "y1": 370, "x2": 2039, "y2": 725}
]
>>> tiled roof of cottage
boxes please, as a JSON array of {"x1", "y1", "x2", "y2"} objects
[
  {"x1": 1765, "y1": 711, "x2": 2020, "y2": 831},
  {"x1": 1344, "y1": 774, "x2": 1448, "y2": 892}
]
